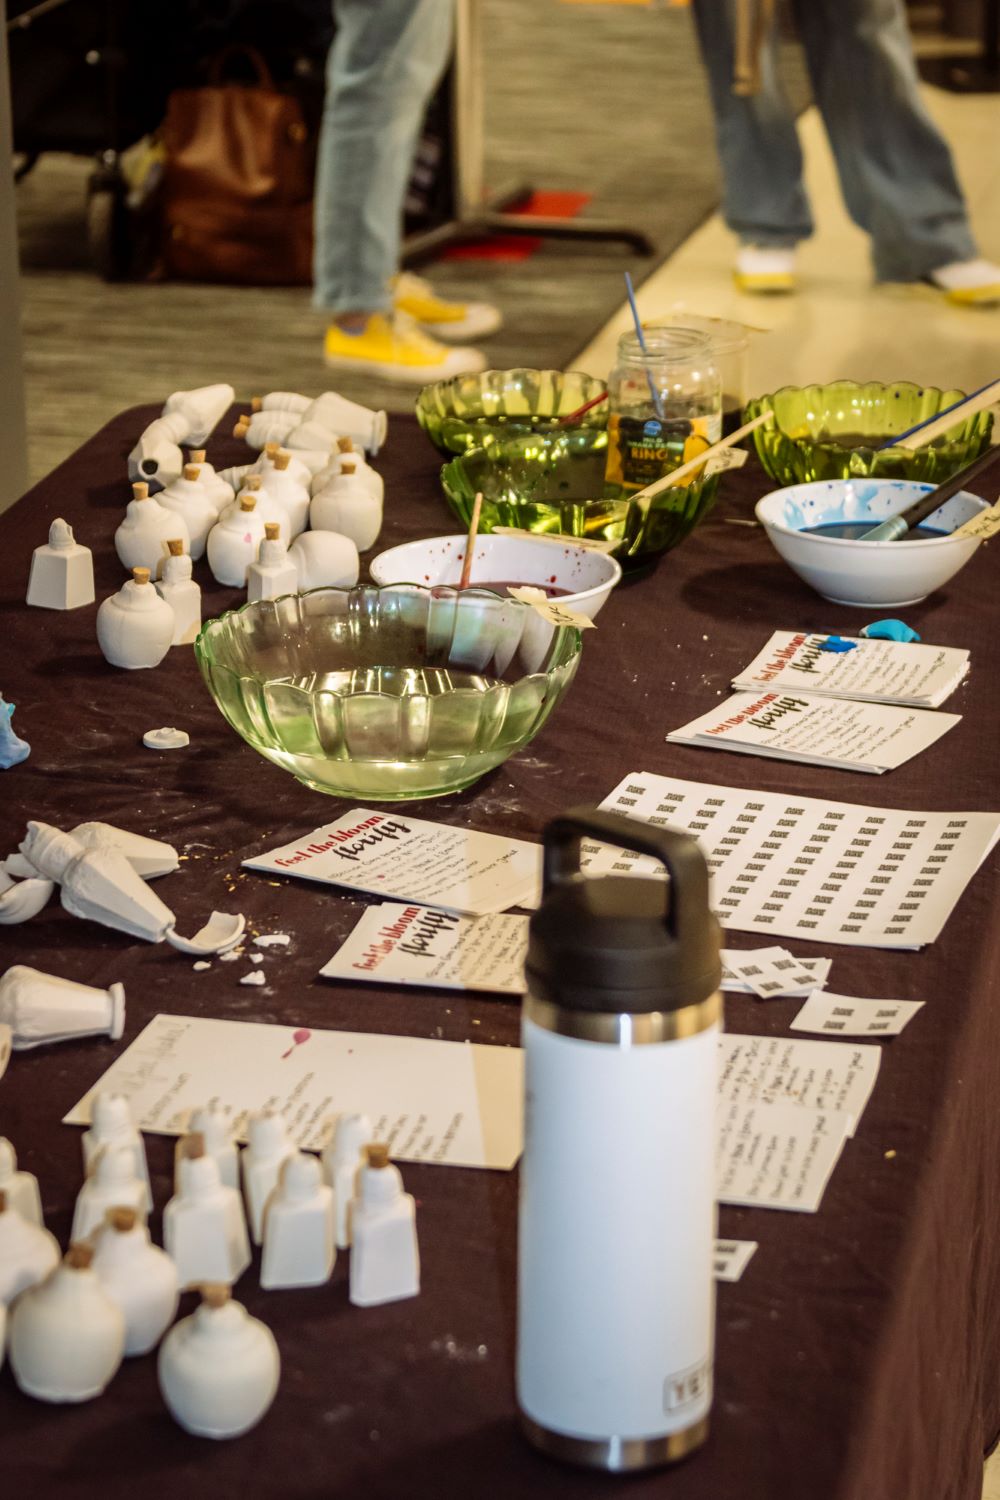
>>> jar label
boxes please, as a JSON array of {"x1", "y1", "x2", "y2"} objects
[{"x1": 605, "y1": 414, "x2": 720, "y2": 493}]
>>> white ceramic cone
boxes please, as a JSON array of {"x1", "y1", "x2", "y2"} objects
[
  {"x1": 97, "y1": 567, "x2": 176, "y2": 670},
  {"x1": 164, "y1": 1144, "x2": 251, "y2": 1291},
  {"x1": 163, "y1": 384, "x2": 234, "y2": 446},
  {"x1": 305, "y1": 392, "x2": 387, "y2": 454},
  {"x1": 71, "y1": 1145, "x2": 147, "y2": 1242},
  {"x1": 21, "y1": 821, "x2": 174, "y2": 943},
  {"x1": 70, "y1": 821, "x2": 179, "y2": 880},
  {"x1": 0, "y1": 876, "x2": 55, "y2": 925},
  {"x1": 9, "y1": 1243, "x2": 125, "y2": 1402},
  {"x1": 348, "y1": 1145, "x2": 419, "y2": 1308},
  {"x1": 0, "y1": 1139, "x2": 44, "y2": 1226},
  {"x1": 26, "y1": 518, "x2": 96, "y2": 610},
  {"x1": 156, "y1": 544, "x2": 203, "y2": 645},
  {"x1": 158, "y1": 1284, "x2": 280, "y2": 1439},
  {"x1": 260, "y1": 1152, "x2": 335, "y2": 1290},
  {"x1": 91, "y1": 1207, "x2": 180, "y2": 1356},
  {"x1": 241, "y1": 1111, "x2": 295, "y2": 1245},
  {"x1": 0, "y1": 964, "x2": 125, "y2": 1050},
  {"x1": 287, "y1": 530, "x2": 359, "y2": 591},
  {"x1": 175, "y1": 1103, "x2": 239, "y2": 1191},
  {"x1": 82, "y1": 1092, "x2": 152, "y2": 1212},
  {"x1": 321, "y1": 1112, "x2": 372, "y2": 1249},
  {"x1": 0, "y1": 1191, "x2": 61, "y2": 1303}
]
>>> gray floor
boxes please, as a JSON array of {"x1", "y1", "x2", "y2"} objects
[{"x1": 14, "y1": 0, "x2": 807, "y2": 487}]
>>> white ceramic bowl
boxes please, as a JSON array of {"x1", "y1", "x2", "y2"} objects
[
  {"x1": 755, "y1": 478, "x2": 990, "y2": 607},
  {"x1": 369, "y1": 533, "x2": 622, "y2": 620}
]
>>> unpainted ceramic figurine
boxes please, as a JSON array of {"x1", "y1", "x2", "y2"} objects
[
  {"x1": 241, "y1": 1110, "x2": 295, "y2": 1245},
  {"x1": 321, "y1": 1111, "x2": 372, "y2": 1249},
  {"x1": 70, "y1": 821, "x2": 180, "y2": 879},
  {"x1": 156, "y1": 539, "x2": 203, "y2": 645},
  {"x1": 260, "y1": 1152, "x2": 335, "y2": 1290},
  {"x1": 163, "y1": 1135, "x2": 250, "y2": 1290},
  {"x1": 0, "y1": 696, "x2": 30, "y2": 770},
  {"x1": 71, "y1": 1145, "x2": 147, "y2": 1242},
  {"x1": 158, "y1": 1284, "x2": 280, "y2": 1440},
  {"x1": 91, "y1": 1207, "x2": 179, "y2": 1356},
  {"x1": 0, "y1": 1138, "x2": 43, "y2": 1226},
  {"x1": 8, "y1": 1242, "x2": 125, "y2": 1402},
  {"x1": 21, "y1": 820, "x2": 175, "y2": 944},
  {"x1": 247, "y1": 524, "x2": 299, "y2": 604},
  {"x1": 26, "y1": 518, "x2": 96, "y2": 610},
  {"x1": 348, "y1": 1144, "x2": 420, "y2": 1308},
  {"x1": 97, "y1": 566, "x2": 176, "y2": 670},
  {"x1": 0, "y1": 1189, "x2": 61, "y2": 1305},
  {"x1": 82, "y1": 1091, "x2": 152, "y2": 1211},
  {"x1": 0, "y1": 964, "x2": 125, "y2": 1050}
]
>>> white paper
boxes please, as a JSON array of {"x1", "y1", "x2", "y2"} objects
[
  {"x1": 244, "y1": 809, "x2": 542, "y2": 916},
  {"x1": 790, "y1": 990, "x2": 924, "y2": 1038},
  {"x1": 667, "y1": 691, "x2": 959, "y2": 773},
  {"x1": 713, "y1": 1238, "x2": 758, "y2": 1282},
  {"x1": 594, "y1": 771, "x2": 1000, "y2": 948},
  {"x1": 64, "y1": 1014, "x2": 524, "y2": 1171},
  {"x1": 716, "y1": 1097, "x2": 849, "y2": 1213},
  {"x1": 721, "y1": 948, "x2": 831, "y2": 996},
  {"x1": 733, "y1": 631, "x2": 969, "y2": 708},
  {"x1": 320, "y1": 903, "x2": 529, "y2": 995},
  {"x1": 718, "y1": 1033, "x2": 880, "y2": 1134}
]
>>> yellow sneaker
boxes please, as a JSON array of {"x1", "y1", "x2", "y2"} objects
[
  {"x1": 393, "y1": 272, "x2": 502, "y2": 341},
  {"x1": 733, "y1": 245, "x2": 797, "y2": 294},
  {"x1": 927, "y1": 258, "x2": 1000, "y2": 307},
  {"x1": 323, "y1": 312, "x2": 487, "y2": 385}
]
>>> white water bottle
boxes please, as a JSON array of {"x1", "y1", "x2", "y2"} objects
[{"x1": 517, "y1": 809, "x2": 721, "y2": 1473}]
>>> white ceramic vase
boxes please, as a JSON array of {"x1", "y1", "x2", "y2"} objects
[
  {"x1": 186, "y1": 450, "x2": 236, "y2": 515},
  {"x1": 72, "y1": 1145, "x2": 147, "y2": 1242},
  {"x1": 206, "y1": 495, "x2": 267, "y2": 586},
  {"x1": 0, "y1": 1138, "x2": 43, "y2": 1224},
  {"x1": 114, "y1": 484, "x2": 190, "y2": 577},
  {"x1": 348, "y1": 1146, "x2": 420, "y2": 1308},
  {"x1": 158, "y1": 1285, "x2": 280, "y2": 1440},
  {"x1": 91, "y1": 1206, "x2": 179, "y2": 1356},
  {"x1": 0, "y1": 964, "x2": 125, "y2": 1050},
  {"x1": 97, "y1": 567, "x2": 176, "y2": 670},
  {"x1": 164, "y1": 1142, "x2": 250, "y2": 1289},
  {"x1": 310, "y1": 463, "x2": 382, "y2": 551},
  {"x1": 321, "y1": 1112, "x2": 372, "y2": 1249},
  {"x1": 26, "y1": 518, "x2": 95, "y2": 610},
  {"x1": 9, "y1": 1244, "x2": 125, "y2": 1402},
  {"x1": 0, "y1": 1191, "x2": 60, "y2": 1302},
  {"x1": 22, "y1": 820, "x2": 175, "y2": 946},
  {"x1": 156, "y1": 465, "x2": 218, "y2": 559},
  {"x1": 260, "y1": 1152, "x2": 335, "y2": 1289},
  {"x1": 82, "y1": 1091, "x2": 152, "y2": 1209},
  {"x1": 247, "y1": 526, "x2": 299, "y2": 604},
  {"x1": 256, "y1": 454, "x2": 309, "y2": 537},
  {"x1": 156, "y1": 544, "x2": 203, "y2": 645},
  {"x1": 241, "y1": 1111, "x2": 295, "y2": 1245}
]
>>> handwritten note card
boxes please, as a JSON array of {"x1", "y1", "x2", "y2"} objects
[
  {"x1": 718, "y1": 1033, "x2": 880, "y2": 1134},
  {"x1": 321, "y1": 903, "x2": 528, "y2": 995},
  {"x1": 716, "y1": 1098, "x2": 850, "y2": 1213}
]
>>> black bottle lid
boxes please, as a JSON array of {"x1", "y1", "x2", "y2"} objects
[{"x1": 526, "y1": 807, "x2": 721, "y2": 1015}]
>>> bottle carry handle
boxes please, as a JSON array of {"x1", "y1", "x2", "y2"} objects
[{"x1": 542, "y1": 807, "x2": 710, "y2": 947}]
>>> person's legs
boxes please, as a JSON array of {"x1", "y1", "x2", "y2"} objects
[{"x1": 792, "y1": 0, "x2": 978, "y2": 281}]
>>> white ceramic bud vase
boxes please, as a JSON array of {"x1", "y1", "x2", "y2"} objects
[
  {"x1": 156, "y1": 464, "x2": 218, "y2": 559},
  {"x1": 312, "y1": 439, "x2": 383, "y2": 504},
  {"x1": 256, "y1": 452, "x2": 309, "y2": 537},
  {"x1": 0, "y1": 1138, "x2": 43, "y2": 1225},
  {"x1": 253, "y1": 442, "x2": 312, "y2": 488},
  {"x1": 91, "y1": 1206, "x2": 179, "y2": 1356},
  {"x1": 255, "y1": 391, "x2": 309, "y2": 415},
  {"x1": 0, "y1": 1190, "x2": 60, "y2": 1301},
  {"x1": 241, "y1": 1111, "x2": 295, "y2": 1245},
  {"x1": 164, "y1": 1136, "x2": 250, "y2": 1289},
  {"x1": 71, "y1": 1145, "x2": 147, "y2": 1242},
  {"x1": 348, "y1": 1145, "x2": 420, "y2": 1307},
  {"x1": 241, "y1": 411, "x2": 298, "y2": 450},
  {"x1": 207, "y1": 494, "x2": 267, "y2": 586},
  {"x1": 9, "y1": 1243, "x2": 125, "y2": 1402},
  {"x1": 287, "y1": 530, "x2": 359, "y2": 591},
  {"x1": 247, "y1": 525, "x2": 299, "y2": 604},
  {"x1": 186, "y1": 450, "x2": 235, "y2": 515},
  {"x1": 0, "y1": 964, "x2": 125, "y2": 1050},
  {"x1": 178, "y1": 1102, "x2": 240, "y2": 1191},
  {"x1": 158, "y1": 1285, "x2": 280, "y2": 1440},
  {"x1": 260, "y1": 1152, "x2": 335, "y2": 1289},
  {"x1": 321, "y1": 1111, "x2": 372, "y2": 1249},
  {"x1": 310, "y1": 461, "x2": 382, "y2": 551},
  {"x1": 26, "y1": 517, "x2": 96, "y2": 610},
  {"x1": 156, "y1": 542, "x2": 202, "y2": 645},
  {"x1": 114, "y1": 483, "x2": 190, "y2": 576},
  {"x1": 305, "y1": 392, "x2": 387, "y2": 453},
  {"x1": 83, "y1": 1091, "x2": 152, "y2": 1209},
  {"x1": 97, "y1": 567, "x2": 176, "y2": 669}
]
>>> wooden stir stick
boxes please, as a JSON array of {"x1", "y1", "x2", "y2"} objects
[
  {"x1": 630, "y1": 410, "x2": 773, "y2": 509},
  {"x1": 459, "y1": 493, "x2": 484, "y2": 589}
]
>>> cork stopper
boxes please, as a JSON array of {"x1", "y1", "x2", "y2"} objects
[
  {"x1": 233, "y1": 420, "x2": 249, "y2": 439},
  {"x1": 66, "y1": 1243, "x2": 95, "y2": 1271},
  {"x1": 251, "y1": 396, "x2": 263, "y2": 413},
  {"x1": 201, "y1": 1283, "x2": 231, "y2": 1309},
  {"x1": 365, "y1": 1143, "x2": 390, "y2": 1171},
  {"x1": 244, "y1": 474, "x2": 262, "y2": 491},
  {"x1": 264, "y1": 522, "x2": 281, "y2": 541},
  {"x1": 132, "y1": 566, "x2": 151, "y2": 586},
  {"x1": 337, "y1": 437, "x2": 354, "y2": 454},
  {"x1": 107, "y1": 1206, "x2": 138, "y2": 1234},
  {"x1": 264, "y1": 441, "x2": 279, "y2": 458},
  {"x1": 183, "y1": 463, "x2": 201, "y2": 483},
  {"x1": 167, "y1": 538, "x2": 185, "y2": 557},
  {"x1": 190, "y1": 449, "x2": 206, "y2": 465},
  {"x1": 238, "y1": 495, "x2": 258, "y2": 514},
  {"x1": 273, "y1": 450, "x2": 291, "y2": 472},
  {"x1": 132, "y1": 481, "x2": 149, "y2": 501},
  {"x1": 182, "y1": 1132, "x2": 206, "y2": 1161},
  {"x1": 340, "y1": 460, "x2": 356, "y2": 476}
]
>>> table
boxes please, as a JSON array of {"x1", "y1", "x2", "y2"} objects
[{"x1": 1, "y1": 407, "x2": 999, "y2": 1500}]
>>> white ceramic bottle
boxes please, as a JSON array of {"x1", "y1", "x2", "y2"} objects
[
  {"x1": 304, "y1": 391, "x2": 387, "y2": 453},
  {"x1": 71, "y1": 820, "x2": 179, "y2": 879},
  {"x1": 287, "y1": 529, "x2": 359, "y2": 591},
  {"x1": 163, "y1": 383, "x2": 234, "y2": 446},
  {"x1": 114, "y1": 482, "x2": 190, "y2": 577},
  {"x1": 97, "y1": 566, "x2": 176, "y2": 670},
  {"x1": 312, "y1": 438, "x2": 384, "y2": 504},
  {"x1": 255, "y1": 450, "x2": 309, "y2": 537},
  {"x1": 82, "y1": 1091, "x2": 152, "y2": 1209},
  {"x1": 0, "y1": 1139, "x2": 43, "y2": 1225},
  {"x1": 206, "y1": 493, "x2": 267, "y2": 586},
  {"x1": 260, "y1": 1152, "x2": 335, "y2": 1290},
  {"x1": 0, "y1": 1188, "x2": 59, "y2": 1301},
  {"x1": 252, "y1": 391, "x2": 309, "y2": 414},
  {"x1": 321, "y1": 1112, "x2": 372, "y2": 1249},
  {"x1": 71, "y1": 1144, "x2": 147, "y2": 1242},
  {"x1": 26, "y1": 517, "x2": 95, "y2": 610},
  {"x1": 21, "y1": 820, "x2": 174, "y2": 946},
  {"x1": 156, "y1": 540, "x2": 203, "y2": 645},
  {"x1": 253, "y1": 441, "x2": 313, "y2": 488},
  {"x1": 236, "y1": 410, "x2": 299, "y2": 450},
  {"x1": 177, "y1": 1102, "x2": 239, "y2": 1191},
  {"x1": 163, "y1": 1136, "x2": 250, "y2": 1289},
  {"x1": 158, "y1": 1284, "x2": 280, "y2": 1440},
  {"x1": 186, "y1": 449, "x2": 235, "y2": 515},
  {"x1": 0, "y1": 964, "x2": 125, "y2": 1050},
  {"x1": 310, "y1": 460, "x2": 382, "y2": 551},
  {"x1": 127, "y1": 414, "x2": 189, "y2": 488},
  {"x1": 247, "y1": 524, "x2": 299, "y2": 604},
  {"x1": 91, "y1": 1206, "x2": 179, "y2": 1356},
  {"x1": 348, "y1": 1145, "x2": 419, "y2": 1307},
  {"x1": 9, "y1": 1243, "x2": 125, "y2": 1402},
  {"x1": 156, "y1": 464, "x2": 217, "y2": 559},
  {"x1": 241, "y1": 1110, "x2": 295, "y2": 1245},
  {"x1": 241, "y1": 474, "x2": 291, "y2": 543}
]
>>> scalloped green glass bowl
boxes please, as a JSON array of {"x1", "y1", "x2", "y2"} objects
[
  {"x1": 440, "y1": 430, "x2": 720, "y2": 567},
  {"x1": 195, "y1": 584, "x2": 582, "y2": 800},
  {"x1": 745, "y1": 380, "x2": 993, "y2": 485},
  {"x1": 415, "y1": 368, "x2": 609, "y2": 456}
]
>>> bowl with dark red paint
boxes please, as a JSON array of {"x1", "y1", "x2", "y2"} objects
[{"x1": 369, "y1": 533, "x2": 622, "y2": 621}]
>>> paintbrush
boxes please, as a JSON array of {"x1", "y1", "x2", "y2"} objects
[
  {"x1": 629, "y1": 410, "x2": 773, "y2": 508},
  {"x1": 459, "y1": 492, "x2": 484, "y2": 588},
  {"x1": 888, "y1": 378, "x2": 1000, "y2": 451},
  {"x1": 557, "y1": 391, "x2": 609, "y2": 427},
  {"x1": 624, "y1": 272, "x2": 666, "y2": 422},
  {"x1": 858, "y1": 442, "x2": 1000, "y2": 541}
]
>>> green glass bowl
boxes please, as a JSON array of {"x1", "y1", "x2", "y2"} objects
[
  {"x1": 440, "y1": 430, "x2": 720, "y2": 568},
  {"x1": 415, "y1": 368, "x2": 608, "y2": 456},
  {"x1": 195, "y1": 584, "x2": 582, "y2": 801},
  {"x1": 745, "y1": 380, "x2": 993, "y2": 485}
]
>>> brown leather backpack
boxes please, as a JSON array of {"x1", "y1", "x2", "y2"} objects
[{"x1": 161, "y1": 46, "x2": 314, "y2": 284}]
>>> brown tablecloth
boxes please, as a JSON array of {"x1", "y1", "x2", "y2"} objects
[{"x1": 2, "y1": 408, "x2": 999, "y2": 1500}]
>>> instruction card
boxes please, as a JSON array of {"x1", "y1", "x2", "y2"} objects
[
  {"x1": 733, "y1": 631, "x2": 969, "y2": 708},
  {"x1": 593, "y1": 771, "x2": 1000, "y2": 948},
  {"x1": 718, "y1": 1033, "x2": 879, "y2": 1134},
  {"x1": 321, "y1": 903, "x2": 528, "y2": 995},
  {"x1": 667, "y1": 691, "x2": 959, "y2": 773},
  {"x1": 64, "y1": 1014, "x2": 524, "y2": 1171},
  {"x1": 790, "y1": 990, "x2": 924, "y2": 1038},
  {"x1": 245, "y1": 809, "x2": 542, "y2": 916},
  {"x1": 716, "y1": 1098, "x2": 849, "y2": 1214}
]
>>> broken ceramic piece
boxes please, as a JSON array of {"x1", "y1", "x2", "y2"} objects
[
  {"x1": 166, "y1": 910, "x2": 246, "y2": 956},
  {"x1": 26, "y1": 518, "x2": 96, "y2": 610},
  {"x1": 72, "y1": 1145, "x2": 147, "y2": 1242},
  {"x1": 253, "y1": 934, "x2": 290, "y2": 949},
  {"x1": 163, "y1": 384, "x2": 234, "y2": 446},
  {"x1": 321, "y1": 1112, "x2": 372, "y2": 1249},
  {"x1": 0, "y1": 876, "x2": 55, "y2": 925},
  {"x1": 158, "y1": 1284, "x2": 280, "y2": 1439},
  {"x1": 163, "y1": 1136, "x2": 251, "y2": 1290},
  {"x1": 242, "y1": 1110, "x2": 295, "y2": 1245},
  {"x1": 142, "y1": 727, "x2": 190, "y2": 750},
  {"x1": 70, "y1": 821, "x2": 180, "y2": 879},
  {"x1": 287, "y1": 529, "x2": 359, "y2": 591},
  {"x1": 22, "y1": 821, "x2": 175, "y2": 942},
  {"x1": 8, "y1": 1243, "x2": 125, "y2": 1402},
  {"x1": 0, "y1": 1190, "x2": 60, "y2": 1303},
  {"x1": 0, "y1": 964, "x2": 125, "y2": 1050},
  {"x1": 156, "y1": 540, "x2": 203, "y2": 644},
  {"x1": 260, "y1": 1152, "x2": 335, "y2": 1290},
  {"x1": 82, "y1": 1091, "x2": 152, "y2": 1210},
  {"x1": 348, "y1": 1144, "x2": 420, "y2": 1308},
  {"x1": 91, "y1": 1206, "x2": 180, "y2": 1357},
  {"x1": 0, "y1": 1138, "x2": 44, "y2": 1226},
  {"x1": 0, "y1": 696, "x2": 30, "y2": 770},
  {"x1": 98, "y1": 567, "x2": 176, "y2": 670}
]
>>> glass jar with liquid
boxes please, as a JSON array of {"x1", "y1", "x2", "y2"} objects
[{"x1": 605, "y1": 328, "x2": 722, "y2": 494}]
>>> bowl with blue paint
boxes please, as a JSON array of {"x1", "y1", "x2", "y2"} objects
[{"x1": 755, "y1": 478, "x2": 991, "y2": 606}]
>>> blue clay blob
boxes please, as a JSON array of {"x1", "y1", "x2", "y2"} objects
[{"x1": 0, "y1": 697, "x2": 30, "y2": 769}]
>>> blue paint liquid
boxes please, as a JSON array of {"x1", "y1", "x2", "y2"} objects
[{"x1": 802, "y1": 521, "x2": 949, "y2": 541}]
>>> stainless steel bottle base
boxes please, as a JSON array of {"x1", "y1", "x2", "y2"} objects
[{"x1": 519, "y1": 1412, "x2": 709, "y2": 1472}]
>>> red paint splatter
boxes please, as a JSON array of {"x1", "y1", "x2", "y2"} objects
[{"x1": 281, "y1": 1028, "x2": 312, "y2": 1060}]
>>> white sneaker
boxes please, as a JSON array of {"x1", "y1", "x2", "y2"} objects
[
  {"x1": 927, "y1": 258, "x2": 1000, "y2": 307},
  {"x1": 323, "y1": 312, "x2": 487, "y2": 385},
  {"x1": 734, "y1": 245, "x2": 797, "y2": 294},
  {"x1": 393, "y1": 271, "x2": 503, "y2": 341}
]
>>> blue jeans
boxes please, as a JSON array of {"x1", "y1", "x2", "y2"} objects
[
  {"x1": 690, "y1": 0, "x2": 977, "y2": 280},
  {"x1": 312, "y1": 0, "x2": 454, "y2": 314}
]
